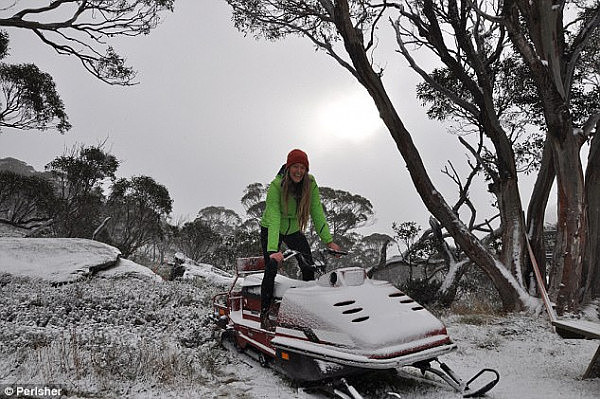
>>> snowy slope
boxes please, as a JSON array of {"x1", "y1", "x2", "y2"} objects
[{"x1": 0, "y1": 238, "x2": 598, "y2": 398}]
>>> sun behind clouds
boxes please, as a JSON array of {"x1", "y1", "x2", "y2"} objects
[{"x1": 316, "y1": 91, "x2": 382, "y2": 143}]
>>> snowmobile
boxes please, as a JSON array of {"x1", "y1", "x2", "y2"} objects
[{"x1": 212, "y1": 249, "x2": 499, "y2": 398}]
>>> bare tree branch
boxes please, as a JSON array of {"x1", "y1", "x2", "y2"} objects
[
  {"x1": 392, "y1": 17, "x2": 480, "y2": 116},
  {"x1": 0, "y1": 0, "x2": 174, "y2": 85}
]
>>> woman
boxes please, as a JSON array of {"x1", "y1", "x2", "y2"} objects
[{"x1": 260, "y1": 149, "x2": 341, "y2": 329}]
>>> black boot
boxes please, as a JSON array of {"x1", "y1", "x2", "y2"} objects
[{"x1": 260, "y1": 306, "x2": 275, "y2": 331}]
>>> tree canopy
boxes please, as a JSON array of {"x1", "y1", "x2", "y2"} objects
[
  {"x1": 0, "y1": 30, "x2": 69, "y2": 133},
  {"x1": 106, "y1": 175, "x2": 173, "y2": 257},
  {"x1": 0, "y1": 0, "x2": 175, "y2": 85},
  {"x1": 0, "y1": 1, "x2": 175, "y2": 133}
]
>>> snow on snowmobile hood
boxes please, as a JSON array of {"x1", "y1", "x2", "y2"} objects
[{"x1": 274, "y1": 267, "x2": 450, "y2": 358}]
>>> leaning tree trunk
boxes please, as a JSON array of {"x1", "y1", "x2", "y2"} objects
[
  {"x1": 332, "y1": 0, "x2": 527, "y2": 310},
  {"x1": 584, "y1": 122, "x2": 600, "y2": 301}
]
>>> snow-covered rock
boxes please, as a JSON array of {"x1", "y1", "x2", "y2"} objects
[
  {"x1": 95, "y1": 258, "x2": 163, "y2": 282},
  {"x1": 175, "y1": 252, "x2": 234, "y2": 287},
  {"x1": 0, "y1": 238, "x2": 121, "y2": 283}
]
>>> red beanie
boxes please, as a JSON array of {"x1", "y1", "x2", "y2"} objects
[{"x1": 286, "y1": 149, "x2": 309, "y2": 171}]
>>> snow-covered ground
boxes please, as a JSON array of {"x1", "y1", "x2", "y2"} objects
[{"x1": 0, "y1": 238, "x2": 599, "y2": 398}]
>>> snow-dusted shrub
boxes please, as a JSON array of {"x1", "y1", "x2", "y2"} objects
[
  {"x1": 400, "y1": 278, "x2": 442, "y2": 305},
  {"x1": 450, "y1": 266, "x2": 503, "y2": 313},
  {"x1": 0, "y1": 275, "x2": 248, "y2": 397}
]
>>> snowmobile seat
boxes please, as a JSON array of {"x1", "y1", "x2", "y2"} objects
[
  {"x1": 272, "y1": 274, "x2": 311, "y2": 298},
  {"x1": 242, "y1": 273, "x2": 310, "y2": 299}
]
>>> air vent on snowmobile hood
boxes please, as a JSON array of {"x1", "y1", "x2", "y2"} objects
[{"x1": 317, "y1": 267, "x2": 366, "y2": 288}]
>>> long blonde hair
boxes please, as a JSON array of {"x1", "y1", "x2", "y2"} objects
[{"x1": 281, "y1": 169, "x2": 312, "y2": 231}]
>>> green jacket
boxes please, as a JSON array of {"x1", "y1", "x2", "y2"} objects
[{"x1": 260, "y1": 172, "x2": 333, "y2": 252}]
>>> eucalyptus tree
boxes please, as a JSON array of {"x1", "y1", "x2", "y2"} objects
[
  {"x1": 196, "y1": 206, "x2": 241, "y2": 236},
  {"x1": 46, "y1": 144, "x2": 119, "y2": 237},
  {"x1": 0, "y1": 170, "x2": 57, "y2": 228},
  {"x1": 499, "y1": 0, "x2": 600, "y2": 310},
  {"x1": 0, "y1": 31, "x2": 69, "y2": 132},
  {"x1": 0, "y1": 1, "x2": 175, "y2": 133},
  {"x1": 409, "y1": 1, "x2": 600, "y2": 310},
  {"x1": 319, "y1": 186, "x2": 374, "y2": 240},
  {"x1": 394, "y1": 6, "x2": 543, "y2": 287},
  {"x1": 177, "y1": 218, "x2": 221, "y2": 264},
  {"x1": 400, "y1": 0, "x2": 600, "y2": 310},
  {"x1": 224, "y1": 0, "x2": 530, "y2": 310},
  {"x1": 105, "y1": 175, "x2": 173, "y2": 258},
  {"x1": 224, "y1": 0, "x2": 600, "y2": 311},
  {"x1": 240, "y1": 182, "x2": 267, "y2": 230}
]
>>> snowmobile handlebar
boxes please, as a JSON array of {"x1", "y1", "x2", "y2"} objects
[
  {"x1": 325, "y1": 248, "x2": 349, "y2": 257},
  {"x1": 281, "y1": 248, "x2": 348, "y2": 277},
  {"x1": 281, "y1": 248, "x2": 348, "y2": 262},
  {"x1": 282, "y1": 249, "x2": 301, "y2": 262}
]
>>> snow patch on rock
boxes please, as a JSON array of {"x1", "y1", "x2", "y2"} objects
[
  {"x1": 175, "y1": 252, "x2": 234, "y2": 287},
  {"x1": 96, "y1": 258, "x2": 163, "y2": 282},
  {"x1": 0, "y1": 238, "x2": 121, "y2": 283}
]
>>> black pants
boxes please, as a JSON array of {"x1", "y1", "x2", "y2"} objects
[{"x1": 260, "y1": 226, "x2": 314, "y2": 312}]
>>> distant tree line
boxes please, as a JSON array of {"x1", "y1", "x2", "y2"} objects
[
  {"x1": 0, "y1": 148, "x2": 561, "y2": 309},
  {"x1": 0, "y1": 147, "x2": 392, "y2": 272},
  {"x1": 0, "y1": 145, "x2": 172, "y2": 259}
]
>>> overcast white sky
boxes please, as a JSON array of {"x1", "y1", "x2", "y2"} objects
[{"x1": 1, "y1": 1, "x2": 505, "y2": 238}]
